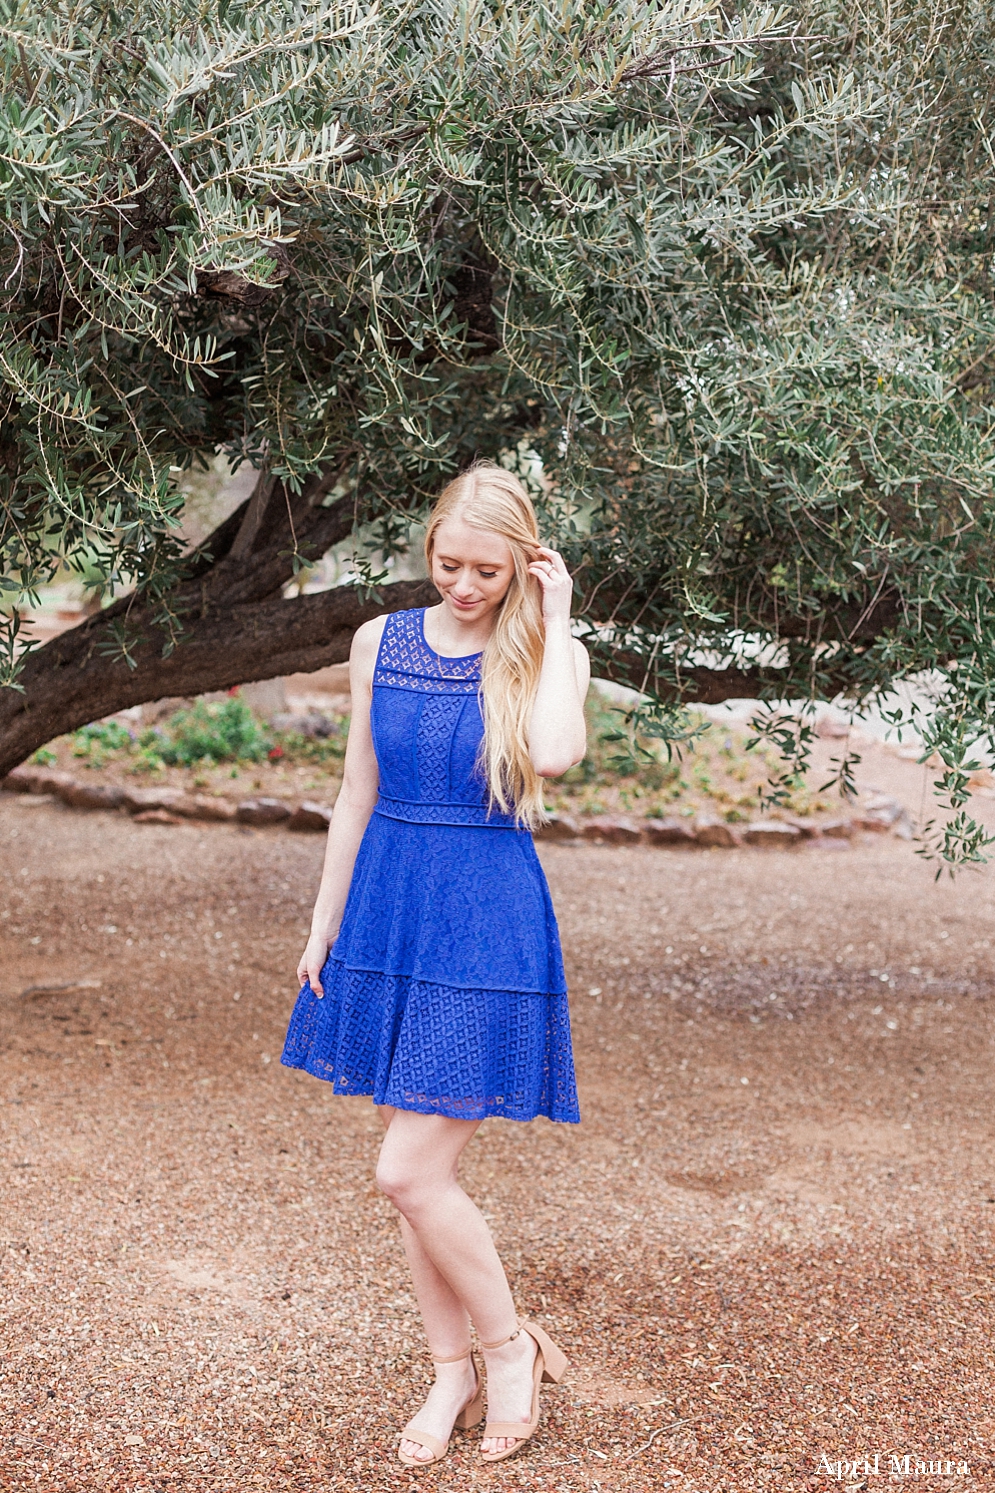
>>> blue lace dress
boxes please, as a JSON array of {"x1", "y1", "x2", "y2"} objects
[{"x1": 281, "y1": 608, "x2": 579, "y2": 1123}]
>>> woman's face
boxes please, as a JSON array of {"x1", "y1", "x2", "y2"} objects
[{"x1": 430, "y1": 513, "x2": 517, "y2": 625}]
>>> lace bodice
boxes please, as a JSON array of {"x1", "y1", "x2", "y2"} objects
[{"x1": 371, "y1": 608, "x2": 517, "y2": 829}]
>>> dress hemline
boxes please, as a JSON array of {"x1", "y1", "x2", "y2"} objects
[
  {"x1": 278, "y1": 1050, "x2": 580, "y2": 1125},
  {"x1": 281, "y1": 968, "x2": 580, "y2": 1125}
]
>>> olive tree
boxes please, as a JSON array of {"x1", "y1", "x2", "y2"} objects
[{"x1": 2, "y1": 0, "x2": 994, "y2": 861}]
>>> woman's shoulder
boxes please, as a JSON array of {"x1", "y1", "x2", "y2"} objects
[
  {"x1": 351, "y1": 607, "x2": 424, "y2": 670},
  {"x1": 353, "y1": 613, "x2": 389, "y2": 646},
  {"x1": 349, "y1": 614, "x2": 389, "y2": 697},
  {"x1": 350, "y1": 613, "x2": 389, "y2": 668}
]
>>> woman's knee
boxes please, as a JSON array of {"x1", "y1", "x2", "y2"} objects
[
  {"x1": 374, "y1": 1152, "x2": 404, "y2": 1205},
  {"x1": 376, "y1": 1111, "x2": 471, "y2": 1214},
  {"x1": 375, "y1": 1152, "x2": 428, "y2": 1215}
]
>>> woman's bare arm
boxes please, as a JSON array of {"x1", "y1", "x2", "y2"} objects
[
  {"x1": 527, "y1": 546, "x2": 590, "y2": 778},
  {"x1": 296, "y1": 616, "x2": 385, "y2": 997}
]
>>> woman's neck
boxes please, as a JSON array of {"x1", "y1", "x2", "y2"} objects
[{"x1": 423, "y1": 603, "x2": 495, "y2": 657}]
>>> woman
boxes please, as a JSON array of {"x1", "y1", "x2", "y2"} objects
[{"x1": 282, "y1": 461, "x2": 590, "y2": 1466}]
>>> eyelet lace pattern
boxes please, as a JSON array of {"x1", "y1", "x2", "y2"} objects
[
  {"x1": 283, "y1": 959, "x2": 579, "y2": 1124},
  {"x1": 282, "y1": 608, "x2": 579, "y2": 1124},
  {"x1": 373, "y1": 607, "x2": 481, "y2": 693}
]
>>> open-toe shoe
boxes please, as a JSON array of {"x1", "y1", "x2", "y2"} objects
[
  {"x1": 397, "y1": 1348, "x2": 483, "y2": 1468},
  {"x1": 479, "y1": 1316, "x2": 568, "y2": 1464}
]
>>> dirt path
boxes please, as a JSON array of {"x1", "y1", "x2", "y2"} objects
[{"x1": 2, "y1": 798, "x2": 994, "y2": 1492}]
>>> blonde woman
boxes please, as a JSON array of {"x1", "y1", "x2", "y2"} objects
[{"x1": 282, "y1": 461, "x2": 589, "y2": 1466}]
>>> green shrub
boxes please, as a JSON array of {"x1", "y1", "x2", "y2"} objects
[
  {"x1": 269, "y1": 729, "x2": 347, "y2": 767},
  {"x1": 72, "y1": 720, "x2": 133, "y2": 753},
  {"x1": 130, "y1": 744, "x2": 165, "y2": 775},
  {"x1": 69, "y1": 719, "x2": 135, "y2": 769},
  {"x1": 552, "y1": 693, "x2": 840, "y2": 821},
  {"x1": 157, "y1": 695, "x2": 270, "y2": 766}
]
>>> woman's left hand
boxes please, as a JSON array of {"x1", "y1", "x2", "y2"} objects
[{"x1": 528, "y1": 546, "x2": 574, "y2": 622}]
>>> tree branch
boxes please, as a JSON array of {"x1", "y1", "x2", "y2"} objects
[
  {"x1": 0, "y1": 578, "x2": 438, "y2": 778},
  {"x1": 597, "y1": 649, "x2": 833, "y2": 706},
  {"x1": 0, "y1": 467, "x2": 887, "y2": 777},
  {"x1": 228, "y1": 469, "x2": 277, "y2": 561}
]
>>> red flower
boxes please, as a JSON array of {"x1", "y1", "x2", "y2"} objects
[{"x1": 268, "y1": 745, "x2": 284, "y2": 760}]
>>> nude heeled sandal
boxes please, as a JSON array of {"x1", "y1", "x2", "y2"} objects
[
  {"x1": 397, "y1": 1348, "x2": 484, "y2": 1468},
  {"x1": 479, "y1": 1316, "x2": 569, "y2": 1463}
]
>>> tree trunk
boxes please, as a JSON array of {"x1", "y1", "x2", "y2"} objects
[
  {"x1": 0, "y1": 577, "x2": 437, "y2": 778},
  {"x1": 0, "y1": 464, "x2": 433, "y2": 776},
  {"x1": 0, "y1": 465, "x2": 825, "y2": 777}
]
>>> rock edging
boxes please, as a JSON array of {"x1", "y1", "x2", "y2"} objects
[
  {"x1": 1, "y1": 764, "x2": 913, "y2": 846},
  {"x1": 537, "y1": 799, "x2": 913, "y2": 848},
  {"x1": 1, "y1": 764, "x2": 332, "y2": 833}
]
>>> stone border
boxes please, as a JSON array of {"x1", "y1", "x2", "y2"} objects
[
  {"x1": 1, "y1": 765, "x2": 332, "y2": 832},
  {"x1": 2, "y1": 764, "x2": 913, "y2": 846},
  {"x1": 536, "y1": 801, "x2": 913, "y2": 846}
]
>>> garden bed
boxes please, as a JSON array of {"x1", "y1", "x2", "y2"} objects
[{"x1": 1, "y1": 690, "x2": 912, "y2": 847}]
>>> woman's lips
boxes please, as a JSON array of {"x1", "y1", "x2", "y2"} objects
[{"x1": 449, "y1": 595, "x2": 480, "y2": 609}]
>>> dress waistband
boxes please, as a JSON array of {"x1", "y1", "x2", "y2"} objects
[{"x1": 374, "y1": 794, "x2": 520, "y2": 829}]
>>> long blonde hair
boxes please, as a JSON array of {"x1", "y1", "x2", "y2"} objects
[{"x1": 424, "y1": 461, "x2": 547, "y2": 828}]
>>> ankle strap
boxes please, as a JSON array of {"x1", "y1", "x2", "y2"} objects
[
  {"x1": 431, "y1": 1347, "x2": 473, "y2": 1364},
  {"x1": 480, "y1": 1324, "x2": 523, "y2": 1351}
]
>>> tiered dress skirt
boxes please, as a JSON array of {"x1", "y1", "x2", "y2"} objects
[{"x1": 281, "y1": 813, "x2": 579, "y2": 1122}]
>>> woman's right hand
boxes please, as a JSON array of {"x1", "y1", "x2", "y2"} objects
[{"x1": 297, "y1": 931, "x2": 334, "y2": 998}]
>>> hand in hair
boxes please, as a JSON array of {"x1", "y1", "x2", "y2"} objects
[
  {"x1": 526, "y1": 543, "x2": 589, "y2": 778},
  {"x1": 528, "y1": 546, "x2": 574, "y2": 621}
]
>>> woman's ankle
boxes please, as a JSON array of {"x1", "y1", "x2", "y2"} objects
[
  {"x1": 481, "y1": 1331, "x2": 535, "y2": 1370},
  {"x1": 433, "y1": 1356, "x2": 475, "y2": 1377}
]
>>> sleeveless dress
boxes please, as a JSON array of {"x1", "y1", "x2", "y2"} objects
[{"x1": 280, "y1": 607, "x2": 580, "y2": 1124}]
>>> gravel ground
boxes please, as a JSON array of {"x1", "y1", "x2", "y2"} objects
[{"x1": 2, "y1": 797, "x2": 994, "y2": 1492}]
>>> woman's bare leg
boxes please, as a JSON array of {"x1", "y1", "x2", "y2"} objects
[
  {"x1": 378, "y1": 1106, "x2": 476, "y2": 1351},
  {"x1": 377, "y1": 1106, "x2": 478, "y2": 1463},
  {"x1": 376, "y1": 1106, "x2": 539, "y2": 1460}
]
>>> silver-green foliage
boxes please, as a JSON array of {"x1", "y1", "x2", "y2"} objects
[{"x1": 2, "y1": 1, "x2": 995, "y2": 861}]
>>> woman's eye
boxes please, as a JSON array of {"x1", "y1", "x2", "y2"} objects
[
  {"x1": 479, "y1": 571, "x2": 497, "y2": 579},
  {"x1": 440, "y1": 563, "x2": 459, "y2": 572}
]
